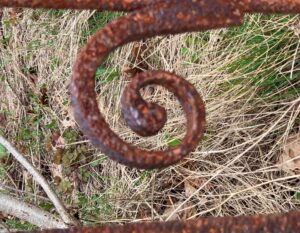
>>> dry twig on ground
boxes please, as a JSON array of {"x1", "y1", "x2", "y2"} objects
[
  {"x1": 0, "y1": 135, "x2": 79, "y2": 227},
  {"x1": 0, "y1": 192, "x2": 67, "y2": 229}
]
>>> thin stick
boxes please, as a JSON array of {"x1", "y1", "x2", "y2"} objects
[
  {"x1": 0, "y1": 192, "x2": 67, "y2": 229},
  {"x1": 0, "y1": 135, "x2": 79, "y2": 226}
]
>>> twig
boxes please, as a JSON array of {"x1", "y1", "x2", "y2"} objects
[
  {"x1": 0, "y1": 135, "x2": 79, "y2": 226},
  {"x1": 0, "y1": 183, "x2": 52, "y2": 201},
  {"x1": 0, "y1": 192, "x2": 67, "y2": 229}
]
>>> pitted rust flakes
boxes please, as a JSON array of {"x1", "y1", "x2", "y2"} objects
[
  {"x1": 17, "y1": 211, "x2": 300, "y2": 233},
  {"x1": 1, "y1": 0, "x2": 300, "y2": 231}
]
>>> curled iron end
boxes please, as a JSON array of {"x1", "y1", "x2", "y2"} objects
[{"x1": 69, "y1": 0, "x2": 247, "y2": 169}]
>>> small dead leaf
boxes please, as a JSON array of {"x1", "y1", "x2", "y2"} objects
[
  {"x1": 62, "y1": 107, "x2": 76, "y2": 128},
  {"x1": 278, "y1": 134, "x2": 300, "y2": 174},
  {"x1": 51, "y1": 131, "x2": 61, "y2": 146},
  {"x1": 290, "y1": 24, "x2": 300, "y2": 36},
  {"x1": 162, "y1": 202, "x2": 183, "y2": 221},
  {"x1": 8, "y1": 9, "x2": 19, "y2": 25},
  {"x1": 51, "y1": 164, "x2": 63, "y2": 182},
  {"x1": 184, "y1": 181, "x2": 197, "y2": 198},
  {"x1": 123, "y1": 41, "x2": 149, "y2": 80},
  {"x1": 54, "y1": 176, "x2": 62, "y2": 185},
  {"x1": 122, "y1": 66, "x2": 140, "y2": 79},
  {"x1": 53, "y1": 148, "x2": 64, "y2": 165},
  {"x1": 62, "y1": 118, "x2": 75, "y2": 128},
  {"x1": 54, "y1": 136, "x2": 66, "y2": 149}
]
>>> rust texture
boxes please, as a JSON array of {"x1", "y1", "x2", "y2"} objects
[
  {"x1": 17, "y1": 211, "x2": 300, "y2": 233},
  {"x1": 1, "y1": 0, "x2": 300, "y2": 232}
]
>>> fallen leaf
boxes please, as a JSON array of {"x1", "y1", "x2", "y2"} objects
[
  {"x1": 8, "y1": 9, "x2": 18, "y2": 25},
  {"x1": 51, "y1": 164, "x2": 63, "y2": 183},
  {"x1": 184, "y1": 181, "x2": 197, "y2": 198},
  {"x1": 162, "y1": 201, "x2": 197, "y2": 220},
  {"x1": 54, "y1": 136, "x2": 66, "y2": 149},
  {"x1": 278, "y1": 134, "x2": 300, "y2": 174},
  {"x1": 60, "y1": 106, "x2": 76, "y2": 129},
  {"x1": 123, "y1": 41, "x2": 149, "y2": 80},
  {"x1": 53, "y1": 148, "x2": 64, "y2": 165},
  {"x1": 162, "y1": 202, "x2": 183, "y2": 221},
  {"x1": 51, "y1": 131, "x2": 61, "y2": 146}
]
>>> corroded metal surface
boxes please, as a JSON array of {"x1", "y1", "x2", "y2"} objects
[
  {"x1": 17, "y1": 211, "x2": 300, "y2": 233},
  {"x1": 1, "y1": 0, "x2": 300, "y2": 232}
]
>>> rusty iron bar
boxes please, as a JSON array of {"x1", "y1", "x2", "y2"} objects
[
  {"x1": 16, "y1": 211, "x2": 300, "y2": 233},
  {"x1": 1, "y1": 0, "x2": 300, "y2": 232}
]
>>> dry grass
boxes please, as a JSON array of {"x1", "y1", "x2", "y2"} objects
[{"x1": 0, "y1": 9, "x2": 300, "y2": 230}]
